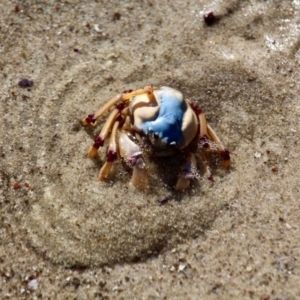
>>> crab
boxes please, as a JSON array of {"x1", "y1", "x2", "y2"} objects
[{"x1": 81, "y1": 86, "x2": 230, "y2": 190}]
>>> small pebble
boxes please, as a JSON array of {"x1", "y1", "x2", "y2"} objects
[
  {"x1": 286, "y1": 223, "x2": 292, "y2": 230},
  {"x1": 254, "y1": 152, "x2": 261, "y2": 158},
  {"x1": 113, "y1": 12, "x2": 121, "y2": 21},
  {"x1": 94, "y1": 24, "x2": 101, "y2": 32},
  {"x1": 246, "y1": 265, "x2": 252, "y2": 272},
  {"x1": 178, "y1": 263, "x2": 186, "y2": 272},
  {"x1": 28, "y1": 279, "x2": 38, "y2": 289},
  {"x1": 169, "y1": 265, "x2": 175, "y2": 272},
  {"x1": 18, "y1": 79, "x2": 34, "y2": 88}
]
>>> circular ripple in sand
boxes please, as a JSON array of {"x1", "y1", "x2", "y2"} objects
[{"x1": 19, "y1": 56, "x2": 275, "y2": 266}]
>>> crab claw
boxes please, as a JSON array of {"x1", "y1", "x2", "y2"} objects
[
  {"x1": 129, "y1": 157, "x2": 149, "y2": 190},
  {"x1": 119, "y1": 132, "x2": 149, "y2": 190}
]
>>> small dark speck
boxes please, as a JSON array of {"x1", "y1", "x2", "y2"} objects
[
  {"x1": 18, "y1": 79, "x2": 34, "y2": 88},
  {"x1": 247, "y1": 76, "x2": 257, "y2": 82},
  {"x1": 13, "y1": 182, "x2": 21, "y2": 190},
  {"x1": 74, "y1": 48, "x2": 79, "y2": 52},
  {"x1": 207, "y1": 175, "x2": 214, "y2": 181},
  {"x1": 14, "y1": 5, "x2": 20, "y2": 13},
  {"x1": 203, "y1": 12, "x2": 219, "y2": 26},
  {"x1": 113, "y1": 12, "x2": 121, "y2": 21}
]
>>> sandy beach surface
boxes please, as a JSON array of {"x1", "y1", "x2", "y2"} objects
[{"x1": 1, "y1": 0, "x2": 300, "y2": 299}]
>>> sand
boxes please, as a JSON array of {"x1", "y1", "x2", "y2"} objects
[{"x1": 1, "y1": 0, "x2": 300, "y2": 299}]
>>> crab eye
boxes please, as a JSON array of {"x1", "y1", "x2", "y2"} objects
[{"x1": 169, "y1": 141, "x2": 177, "y2": 147}]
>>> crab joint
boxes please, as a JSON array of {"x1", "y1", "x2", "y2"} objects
[
  {"x1": 88, "y1": 137, "x2": 104, "y2": 158},
  {"x1": 107, "y1": 150, "x2": 117, "y2": 162},
  {"x1": 82, "y1": 113, "x2": 96, "y2": 125},
  {"x1": 189, "y1": 101, "x2": 203, "y2": 115}
]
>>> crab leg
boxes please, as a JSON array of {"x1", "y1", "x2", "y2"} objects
[
  {"x1": 206, "y1": 124, "x2": 225, "y2": 150},
  {"x1": 123, "y1": 85, "x2": 158, "y2": 101},
  {"x1": 188, "y1": 101, "x2": 208, "y2": 137},
  {"x1": 82, "y1": 94, "x2": 123, "y2": 126},
  {"x1": 82, "y1": 86, "x2": 157, "y2": 126},
  {"x1": 192, "y1": 105, "x2": 217, "y2": 153},
  {"x1": 98, "y1": 118, "x2": 120, "y2": 181},
  {"x1": 88, "y1": 108, "x2": 119, "y2": 158},
  {"x1": 207, "y1": 124, "x2": 231, "y2": 168},
  {"x1": 88, "y1": 104, "x2": 126, "y2": 158},
  {"x1": 188, "y1": 101, "x2": 231, "y2": 168},
  {"x1": 198, "y1": 111, "x2": 208, "y2": 137},
  {"x1": 175, "y1": 152, "x2": 198, "y2": 190}
]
